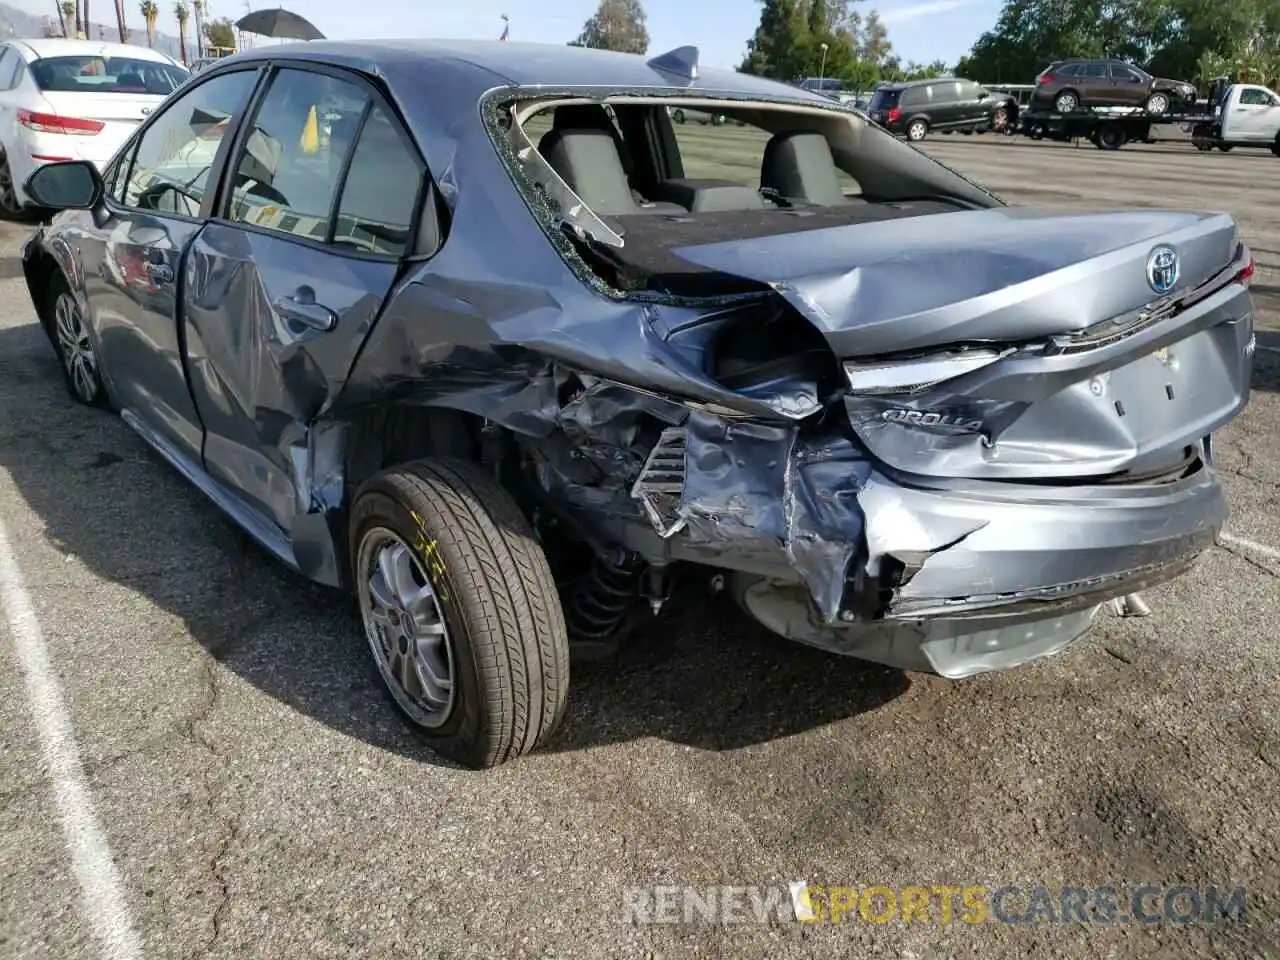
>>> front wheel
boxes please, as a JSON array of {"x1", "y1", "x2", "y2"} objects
[
  {"x1": 349, "y1": 459, "x2": 570, "y2": 769},
  {"x1": 46, "y1": 273, "x2": 107, "y2": 406},
  {"x1": 1145, "y1": 92, "x2": 1170, "y2": 115}
]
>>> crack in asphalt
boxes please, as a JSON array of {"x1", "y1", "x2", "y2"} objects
[
  {"x1": 179, "y1": 541, "x2": 254, "y2": 960},
  {"x1": 1216, "y1": 541, "x2": 1280, "y2": 578}
]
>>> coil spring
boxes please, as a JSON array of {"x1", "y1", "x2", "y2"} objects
[{"x1": 565, "y1": 554, "x2": 644, "y2": 643}]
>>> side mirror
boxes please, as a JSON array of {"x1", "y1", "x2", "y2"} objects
[
  {"x1": 977, "y1": 91, "x2": 989, "y2": 100},
  {"x1": 24, "y1": 160, "x2": 103, "y2": 211}
]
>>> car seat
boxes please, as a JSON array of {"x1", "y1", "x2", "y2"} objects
[{"x1": 760, "y1": 131, "x2": 850, "y2": 206}]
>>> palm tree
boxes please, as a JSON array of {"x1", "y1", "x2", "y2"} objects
[
  {"x1": 59, "y1": 0, "x2": 74, "y2": 36},
  {"x1": 113, "y1": 0, "x2": 127, "y2": 42},
  {"x1": 192, "y1": 0, "x2": 204, "y2": 59},
  {"x1": 139, "y1": 0, "x2": 157, "y2": 46},
  {"x1": 83, "y1": 0, "x2": 91, "y2": 40},
  {"x1": 174, "y1": 1, "x2": 189, "y2": 64}
]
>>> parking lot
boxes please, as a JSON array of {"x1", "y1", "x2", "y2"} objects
[{"x1": 1, "y1": 133, "x2": 1278, "y2": 959}]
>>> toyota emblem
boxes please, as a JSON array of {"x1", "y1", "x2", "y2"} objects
[{"x1": 1146, "y1": 245, "x2": 1179, "y2": 295}]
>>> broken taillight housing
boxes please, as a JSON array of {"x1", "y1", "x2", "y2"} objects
[
  {"x1": 844, "y1": 348, "x2": 1011, "y2": 396},
  {"x1": 1236, "y1": 252, "x2": 1254, "y2": 287}
]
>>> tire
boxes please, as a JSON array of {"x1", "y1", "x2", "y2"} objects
[
  {"x1": 906, "y1": 118, "x2": 928, "y2": 141},
  {"x1": 671, "y1": 108, "x2": 685, "y2": 124},
  {"x1": 1145, "y1": 92, "x2": 1170, "y2": 115},
  {"x1": 1218, "y1": 144, "x2": 1233, "y2": 152},
  {"x1": 1095, "y1": 125, "x2": 1126, "y2": 150},
  {"x1": 46, "y1": 271, "x2": 106, "y2": 407},
  {"x1": 0, "y1": 150, "x2": 25, "y2": 220},
  {"x1": 993, "y1": 106, "x2": 1008, "y2": 130},
  {"x1": 349, "y1": 458, "x2": 570, "y2": 769},
  {"x1": 1054, "y1": 90, "x2": 1079, "y2": 113}
]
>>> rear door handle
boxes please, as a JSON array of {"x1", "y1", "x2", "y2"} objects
[{"x1": 273, "y1": 287, "x2": 338, "y2": 331}]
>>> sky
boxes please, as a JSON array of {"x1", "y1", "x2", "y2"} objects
[{"x1": 12, "y1": 0, "x2": 1003, "y2": 71}]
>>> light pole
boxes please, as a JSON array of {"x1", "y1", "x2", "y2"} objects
[{"x1": 818, "y1": 41, "x2": 829, "y2": 84}]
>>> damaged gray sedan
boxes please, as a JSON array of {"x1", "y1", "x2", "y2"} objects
[{"x1": 20, "y1": 39, "x2": 1257, "y2": 768}]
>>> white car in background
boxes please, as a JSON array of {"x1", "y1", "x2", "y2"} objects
[{"x1": 0, "y1": 38, "x2": 188, "y2": 217}]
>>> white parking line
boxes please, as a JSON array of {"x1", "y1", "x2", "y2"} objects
[
  {"x1": 1219, "y1": 530, "x2": 1280, "y2": 564},
  {"x1": 0, "y1": 516, "x2": 143, "y2": 960}
]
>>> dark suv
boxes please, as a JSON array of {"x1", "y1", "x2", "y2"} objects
[
  {"x1": 866, "y1": 77, "x2": 1014, "y2": 141},
  {"x1": 1033, "y1": 59, "x2": 1198, "y2": 115}
]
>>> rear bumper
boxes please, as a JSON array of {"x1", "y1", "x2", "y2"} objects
[
  {"x1": 863, "y1": 460, "x2": 1225, "y2": 622},
  {"x1": 7, "y1": 130, "x2": 128, "y2": 205},
  {"x1": 726, "y1": 460, "x2": 1224, "y2": 677}
]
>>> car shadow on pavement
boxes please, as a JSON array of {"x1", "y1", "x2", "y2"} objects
[{"x1": 0, "y1": 321, "x2": 908, "y2": 767}]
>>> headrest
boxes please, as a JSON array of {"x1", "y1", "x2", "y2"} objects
[
  {"x1": 761, "y1": 131, "x2": 847, "y2": 206},
  {"x1": 552, "y1": 104, "x2": 616, "y2": 132}
]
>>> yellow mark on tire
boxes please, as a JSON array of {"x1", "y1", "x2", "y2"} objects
[{"x1": 410, "y1": 510, "x2": 450, "y2": 602}]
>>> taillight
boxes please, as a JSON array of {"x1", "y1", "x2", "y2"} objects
[
  {"x1": 887, "y1": 107, "x2": 901, "y2": 122},
  {"x1": 1037, "y1": 74, "x2": 1053, "y2": 84},
  {"x1": 1236, "y1": 252, "x2": 1254, "y2": 287},
  {"x1": 18, "y1": 109, "x2": 104, "y2": 135}
]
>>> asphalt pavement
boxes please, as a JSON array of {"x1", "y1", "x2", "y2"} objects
[{"x1": 1, "y1": 138, "x2": 1278, "y2": 960}]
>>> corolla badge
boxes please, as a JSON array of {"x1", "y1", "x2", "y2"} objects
[{"x1": 1146, "y1": 245, "x2": 1179, "y2": 294}]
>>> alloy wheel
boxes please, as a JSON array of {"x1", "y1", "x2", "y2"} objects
[
  {"x1": 908, "y1": 120, "x2": 927, "y2": 141},
  {"x1": 1147, "y1": 93, "x2": 1169, "y2": 114},
  {"x1": 357, "y1": 527, "x2": 456, "y2": 728},
  {"x1": 53, "y1": 292, "x2": 99, "y2": 403},
  {"x1": 1055, "y1": 92, "x2": 1078, "y2": 113}
]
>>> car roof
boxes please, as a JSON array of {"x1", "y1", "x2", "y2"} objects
[
  {"x1": 877, "y1": 76, "x2": 960, "y2": 89},
  {"x1": 215, "y1": 38, "x2": 834, "y2": 105},
  {"x1": 6, "y1": 38, "x2": 179, "y2": 64}
]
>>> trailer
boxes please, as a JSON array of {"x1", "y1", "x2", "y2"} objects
[{"x1": 1017, "y1": 103, "x2": 1214, "y2": 150}]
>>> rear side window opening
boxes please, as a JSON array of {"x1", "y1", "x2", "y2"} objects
[
  {"x1": 497, "y1": 92, "x2": 1003, "y2": 298},
  {"x1": 868, "y1": 88, "x2": 902, "y2": 110},
  {"x1": 29, "y1": 55, "x2": 187, "y2": 95}
]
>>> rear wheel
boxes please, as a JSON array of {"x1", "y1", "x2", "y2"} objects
[
  {"x1": 1218, "y1": 144, "x2": 1233, "y2": 152},
  {"x1": 349, "y1": 459, "x2": 570, "y2": 769},
  {"x1": 1095, "y1": 125, "x2": 1127, "y2": 150},
  {"x1": 1054, "y1": 90, "x2": 1079, "y2": 113},
  {"x1": 671, "y1": 108, "x2": 685, "y2": 124},
  {"x1": 0, "y1": 151, "x2": 23, "y2": 220},
  {"x1": 906, "y1": 118, "x2": 929, "y2": 141}
]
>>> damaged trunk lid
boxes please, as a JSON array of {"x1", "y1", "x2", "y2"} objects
[{"x1": 673, "y1": 206, "x2": 1254, "y2": 480}]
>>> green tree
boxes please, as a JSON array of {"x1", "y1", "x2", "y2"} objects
[
  {"x1": 740, "y1": 0, "x2": 889, "y2": 82},
  {"x1": 571, "y1": 0, "x2": 650, "y2": 55},
  {"x1": 202, "y1": 16, "x2": 235, "y2": 49},
  {"x1": 951, "y1": 0, "x2": 1277, "y2": 84}
]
